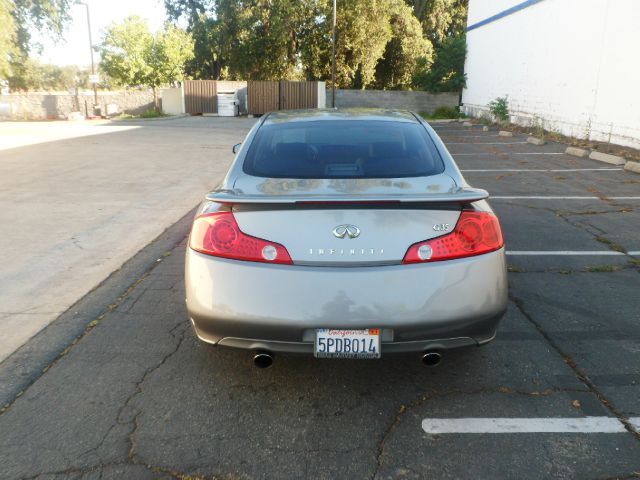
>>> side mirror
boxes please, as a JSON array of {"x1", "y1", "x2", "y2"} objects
[{"x1": 232, "y1": 143, "x2": 241, "y2": 154}]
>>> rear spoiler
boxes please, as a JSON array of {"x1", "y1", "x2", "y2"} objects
[{"x1": 205, "y1": 187, "x2": 489, "y2": 205}]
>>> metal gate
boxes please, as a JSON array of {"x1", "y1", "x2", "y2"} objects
[
  {"x1": 184, "y1": 80, "x2": 218, "y2": 115},
  {"x1": 248, "y1": 80, "x2": 319, "y2": 115}
]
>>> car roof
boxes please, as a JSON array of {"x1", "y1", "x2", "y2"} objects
[{"x1": 262, "y1": 108, "x2": 420, "y2": 125}]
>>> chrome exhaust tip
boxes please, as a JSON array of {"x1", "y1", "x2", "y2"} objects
[
  {"x1": 253, "y1": 351, "x2": 274, "y2": 369},
  {"x1": 421, "y1": 351, "x2": 442, "y2": 367}
]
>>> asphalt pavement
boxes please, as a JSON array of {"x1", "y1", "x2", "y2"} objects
[
  {"x1": 0, "y1": 119, "x2": 639, "y2": 479},
  {"x1": 0, "y1": 116, "x2": 255, "y2": 362}
]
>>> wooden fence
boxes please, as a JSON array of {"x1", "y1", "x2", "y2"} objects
[
  {"x1": 182, "y1": 80, "x2": 321, "y2": 115},
  {"x1": 184, "y1": 80, "x2": 218, "y2": 115},
  {"x1": 247, "y1": 80, "x2": 321, "y2": 115}
]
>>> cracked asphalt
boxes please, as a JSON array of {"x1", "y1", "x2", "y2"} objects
[{"x1": 1, "y1": 119, "x2": 639, "y2": 479}]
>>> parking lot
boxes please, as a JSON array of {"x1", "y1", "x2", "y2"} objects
[
  {"x1": 0, "y1": 117, "x2": 254, "y2": 362},
  {"x1": 1, "y1": 119, "x2": 639, "y2": 479}
]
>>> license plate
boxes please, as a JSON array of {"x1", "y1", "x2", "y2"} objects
[{"x1": 314, "y1": 329, "x2": 381, "y2": 359}]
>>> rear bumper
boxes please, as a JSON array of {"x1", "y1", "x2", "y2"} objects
[
  {"x1": 185, "y1": 248, "x2": 508, "y2": 354},
  {"x1": 191, "y1": 323, "x2": 498, "y2": 354}
]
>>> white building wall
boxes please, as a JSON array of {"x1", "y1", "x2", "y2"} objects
[{"x1": 462, "y1": 0, "x2": 640, "y2": 149}]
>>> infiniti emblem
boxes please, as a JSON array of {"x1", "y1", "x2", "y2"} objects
[{"x1": 333, "y1": 224, "x2": 361, "y2": 239}]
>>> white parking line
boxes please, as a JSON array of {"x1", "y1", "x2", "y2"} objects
[
  {"x1": 440, "y1": 135, "x2": 499, "y2": 138},
  {"x1": 453, "y1": 152, "x2": 565, "y2": 156},
  {"x1": 421, "y1": 417, "x2": 635, "y2": 434},
  {"x1": 462, "y1": 168, "x2": 622, "y2": 172},
  {"x1": 506, "y1": 251, "x2": 640, "y2": 256},
  {"x1": 492, "y1": 196, "x2": 640, "y2": 200},
  {"x1": 446, "y1": 142, "x2": 528, "y2": 145}
]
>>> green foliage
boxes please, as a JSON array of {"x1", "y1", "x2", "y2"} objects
[
  {"x1": 99, "y1": 16, "x2": 194, "y2": 105},
  {"x1": 407, "y1": 0, "x2": 468, "y2": 45},
  {"x1": 7, "y1": 58, "x2": 91, "y2": 91},
  {"x1": 164, "y1": 0, "x2": 436, "y2": 89},
  {"x1": 331, "y1": 0, "x2": 397, "y2": 88},
  {"x1": 11, "y1": 0, "x2": 71, "y2": 55},
  {"x1": 429, "y1": 105, "x2": 461, "y2": 119},
  {"x1": 2, "y1": 0, "x2": 72, "y2": 80},
  {"x1": 419, "y1": 106, "x2": 464, "y2": 119},
  {"x1": 0, "y1": 0, "x2": 18, "y2": 78},
  {"x1": 374, "y1": 1, "x2": 433, "y2": 89},
  {"x1": 140, "y1": 108, "x2": 164, "y2": 118},
  {"x1": 488, "y1": 96, "x2": 510, "y2": 123},
  {"x1": 412, "y1": 34, "x2": 465, "y2": 92}
]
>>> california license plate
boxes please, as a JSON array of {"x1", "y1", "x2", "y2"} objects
[{"x1": 314, "y1": 329, "x2": 381, "y2": 359}]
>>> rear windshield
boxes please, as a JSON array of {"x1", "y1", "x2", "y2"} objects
[{"x1": 242, "y1": 120, "x2": 444, "y2": 178}]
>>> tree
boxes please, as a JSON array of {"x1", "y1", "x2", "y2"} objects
[
  {"x1": 412, "y1": 33, "x2": 465, "y2": 92},
  {"x1": 99, "y1": 16, "x2": 194, "y2": 109},
  {"x1": 164, "y1": 0, "x2": 435, "y2": 89},
  {"x1": 12, "y1": 0, "x2": 72, "y2": 55},
  {"x1": 7, "y1": 58, "x2": 86, "y2": 91},
  {"x1": 0, "y1": 0, "x2": 18, "y2": 79},
  {"x1": 1, "y1": 0, "x2": 72, "y2": 83},
  {"x1": 302, "y1": 0, "x2": 433, "y2": 89},
  {"x1": 374, "y1": 0, "x2": 432, "y2": 89},
  {"x1": 407, "y1": 0, "x2": 467, "y2": 44}
]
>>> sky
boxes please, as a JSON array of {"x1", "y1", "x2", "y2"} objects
[{"x1": 34, "y1": 0, "x2": 168, "y2": 67}]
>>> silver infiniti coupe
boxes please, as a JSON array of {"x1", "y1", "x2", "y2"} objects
[{"x1": 185, "y1": 109, "x2": 507, "y2": 367}]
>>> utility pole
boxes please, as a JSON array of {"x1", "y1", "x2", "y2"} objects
[
  {"x1": 77, "y1": 1, "x2": 98, "y2": 114},
  {"x1": 331, "y1": 0, "x2": 336, "y2": 108}
]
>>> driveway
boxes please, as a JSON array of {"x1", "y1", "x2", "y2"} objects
[
  {"x1": 0, "y1": 116, "x2": 255, "y2": 361},
  {"x1": 0, "y1": 119, "x2": 639, "y2": 479}
]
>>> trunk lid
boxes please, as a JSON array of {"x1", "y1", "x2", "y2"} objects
[{"x1": 228, "y1": 174, "x2": 468, "y2": 266}]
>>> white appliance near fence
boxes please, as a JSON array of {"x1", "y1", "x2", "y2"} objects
[{"x1": 217, "y1": 93, "x2": 239, "y2": 117}]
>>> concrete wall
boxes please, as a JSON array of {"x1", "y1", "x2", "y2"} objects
[
  {"x1": 327, "y1": 89, "x2": 458, "y2": 113},
  {"x1": 462, "y1": 0, "x2": 640, "y2": 149},
  {"x1": 0, "y1": 90, "x2": 155, "y2": 120}
]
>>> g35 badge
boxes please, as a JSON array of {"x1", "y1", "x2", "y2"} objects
[{"x1": 433, "y1": 223, "x2": 451, "y2": 232}]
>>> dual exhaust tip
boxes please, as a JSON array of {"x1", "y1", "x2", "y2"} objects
[{"x1": 253, "y1": 350, "x2": 442, "y2": 368}]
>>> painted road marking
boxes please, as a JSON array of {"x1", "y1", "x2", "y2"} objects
[
  {"x1": 432, "y1": 125, "x2": 485, "y2": 128},
  {"x1": 506, "y1": 251, "x2": 640, "y2": 256},
  {"x1": 421, "y1": 417, "x2": 638, "y2": 434},
  {"x1": 461, "y1": 168, "x2": 623, "y2": 172},
  {"x1": 453, "y1": 152, "x2": 565, "y2": 156},
  {"x1": 446, "y1": 141, "x2": 528, "y2": 145},
  {"x1": 440, "y1": 134, "x2": 500, "y2": 138},
  {"x1": 492, "y1": 196, "x2": 640, "y2": 200}
]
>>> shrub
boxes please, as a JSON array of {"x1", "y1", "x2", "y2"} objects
[
  {"x1": 488, "y1": 96, "x2": 509, "y2": 123},
  {"x1": 431, "y1": 106, "x2": 460, "y2": 119},
  {"x1": 140, "y1": 109, "x2": 162, "y2": 118}
]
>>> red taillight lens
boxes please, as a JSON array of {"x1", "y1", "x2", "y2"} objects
[
  {"x1": 403, "y1": 211, "x2": 504, "y2": 264},
  {"x1": 189, "y1": 212, "x2": 293, "y2": 264}
]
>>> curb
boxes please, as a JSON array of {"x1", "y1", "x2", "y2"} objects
[
  {"x1": 109, "y1": 113, "x2": 189, "y2": 123},
  {"x1": 527, "y1": 136, "x2": 545, "y2": 145},
  {"x1": 498, "y1": 130, "x2": 513, "y2": 137},
  {"x1": 565, "y1": 146, "x2": 589, "y2": 158},
  {"x1": 624, "y1": 161, "x2": 640, "y2": 174},
  {"x1": 589, "y1": 151, "x2": 626, "y2": 166}
]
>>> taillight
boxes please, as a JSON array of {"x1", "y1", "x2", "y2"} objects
[
  {"x1": 189, "y1": 212, "x2": 293, "y2": 264},
  {"x1": 403, "y1": 211, "x2": 503, "y2": 264}
]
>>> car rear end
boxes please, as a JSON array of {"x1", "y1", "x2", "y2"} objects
[{"x1": 185, "y1": 110, "x2": 508, "y2": 364}]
